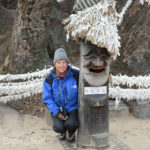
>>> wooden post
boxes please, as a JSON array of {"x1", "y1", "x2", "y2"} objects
[{"x1": 77, "y1": 41, "x2": 111, "y2": 148}]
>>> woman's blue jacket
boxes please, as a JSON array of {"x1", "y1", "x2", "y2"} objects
[{"x1": 43, "y1": 65, "x2": 79, "y2": 116}]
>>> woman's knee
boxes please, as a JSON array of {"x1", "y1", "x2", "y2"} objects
[
  {"x1": 65, "y1": 109, "x2": 79, "y2": 130},
  {"x1": 53, "y1": 124, "x2": 66, "y2": 133},
  {"x1": 52, "y1": 117, "x2": 66, "y2": 133},
  {"x1": 65, "y1": 120, "x2": 79, "y2": 131}
]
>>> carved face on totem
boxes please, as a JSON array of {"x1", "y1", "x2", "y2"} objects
[{"x1": 81, "y1": 42, "x2": 111, "y2": 87}]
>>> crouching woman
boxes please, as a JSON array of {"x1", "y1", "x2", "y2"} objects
[{"x1": 43, "y1": 48, "x2": 79, "y2": 143}]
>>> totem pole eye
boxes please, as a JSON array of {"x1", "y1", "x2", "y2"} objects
[
  {"x1": 100, "y1": 54, "x2": 109, "y2": 61},
  {"x1": 84, "y1": 54, "x2": 97, "y2": 60}
]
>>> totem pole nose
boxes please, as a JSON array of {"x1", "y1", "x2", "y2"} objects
[{"x1": 95, "y1": 57, "x2": 103, "y2": 66}]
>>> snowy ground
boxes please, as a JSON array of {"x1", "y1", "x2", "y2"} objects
[{"x1": 0, "y1": 104, "x2": 150, "y2": 150}]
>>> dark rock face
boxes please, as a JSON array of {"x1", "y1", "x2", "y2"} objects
[
  {"x1": 47, "y1": 0, "x2": 80, "y2": 65},
  {"x1": 0, "y1": 0, "x2": 79, "y2": 74},
  {"x1": 0, "y1": 0, "x2": 149, "y2": 74},
  {"x1": 10, "y1": 0, "x2": 53, "y2": 74},
  {"x1": 0, "y1": 0, "x2": 17, "y2": 9},
  {"x1": 111, "y1": 0, "x2": 150, "y2": 76},
  {"x1": 0, "y1": 5, "x2": 15, "y2": 74}
]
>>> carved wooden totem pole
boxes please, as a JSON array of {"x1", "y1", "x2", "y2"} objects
[
  {"x1": 63, "y1": 0, "x2": 121, "y2": 148},
  {"x1": 77, "y1": 41, "x2": 111, "y2": 148}
]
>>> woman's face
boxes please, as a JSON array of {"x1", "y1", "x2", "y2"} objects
[{"x1": 55, "y1": 60, "x2": 67, "y2": 72}]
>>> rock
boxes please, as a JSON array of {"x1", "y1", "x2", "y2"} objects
[
  {"x1": 0, "y1": 0, "x2": 17, "y2": 9},
  {"x1": 46, "y1": 0, "x2": 80, "y2": 64},
  {"x1": 9, "y1": 0, "x2": 53, "y2": 74},
  {"x1": 109, "y1": 100, "x2": 129, "y2": 118},
  {"x1": 0, "y1": 0, "x2": 79, "y2": 74},
  {"x1": 0, "y1": 0, "x2": 149, "y2": 75},
  {"x1": 7, "y1": 94, "x2": 45, "y2": 117},
  {"x1": 123, "y1": 100, "x2": 150, "y2": 119},
  {"x1": 0, "y1": 5, "x2": 15, "y2": 74},
  {"x1": 111, "y1": 0, "x2": 150, "y2": 76}
]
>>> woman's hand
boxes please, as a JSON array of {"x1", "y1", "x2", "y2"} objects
[{"x1": 57, "y1": 113, "x2": 68, "y2": 121}]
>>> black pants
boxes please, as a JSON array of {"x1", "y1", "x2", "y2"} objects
[{"x1": 52, "y1": 109, "x2": 79, "y2": 134}]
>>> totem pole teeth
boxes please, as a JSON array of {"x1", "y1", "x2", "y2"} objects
[{"x1": 89, "y1": 68, "x2": 105, "y2": 73}]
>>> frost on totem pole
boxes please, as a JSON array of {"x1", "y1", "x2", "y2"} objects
[{"x1": 63, "y1": 0, "x2": 121, "y2": 60}]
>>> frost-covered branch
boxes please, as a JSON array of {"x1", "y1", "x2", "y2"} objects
[
  {"x1": 117, "y1": 0, "x2": 133, "y2": 26},
  {"x1": 0, "y1": 78, "x2": 44, "y2": 87},
  {"x1": 0, "y1": 88, "x2": 42, "y2": 104},
  {"x1": 110, "y1": 86, "x2": 150, "y2": 101},
  {"x1": 0, "y1": 65, "x2": 78, "y2": 82},
  {"x1": 0, "y1": 67, "x2": 52, "y2": 82},
  {"x1": 1, "y1": 85, "x2": 150, "y2": 103},
  {"x1": 111, "y1": 74, "x2": 150, "y2": 88},
  {"x1": 0, "y1": 65, "x2": 150, "y2": 103},
  {"x1": 0, "y1": 82, "x2": 42, "y2": 96}
]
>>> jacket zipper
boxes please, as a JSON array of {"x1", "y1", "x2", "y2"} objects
[{"x1": 63, "y1": 73, "x2": 72, "y2": 106}]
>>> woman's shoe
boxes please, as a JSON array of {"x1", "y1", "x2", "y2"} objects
[
  {"x1": 59, "y1": 132, "x2": 66, "y2": 141},
  {"x1": 67, "y1": 132, "x2": 75, "y2": 143}
]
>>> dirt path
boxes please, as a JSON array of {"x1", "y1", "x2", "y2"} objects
[
  {"x1": 110, "y1": 115, "x2": 150, "y2": 150},
  {"x1": 0, "y1": 104, "x2": 63, "y2": 150},
  {"x1": 0, "y1": 104, "x2": 150, "y2": 150}
]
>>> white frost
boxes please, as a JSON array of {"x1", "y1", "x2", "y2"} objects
[
  {"x1": 56, "y1": 0, "x2": 64, "y2": 3},
  {"x1": 139, "y1": 0, "x2": 150, "y2": 5},
  {"x1": 63, "y1": 0, "x2": 121, "y2": 60},
  {"x1": 0, "y1": 66, "x2": 150, "y2": 103}
]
